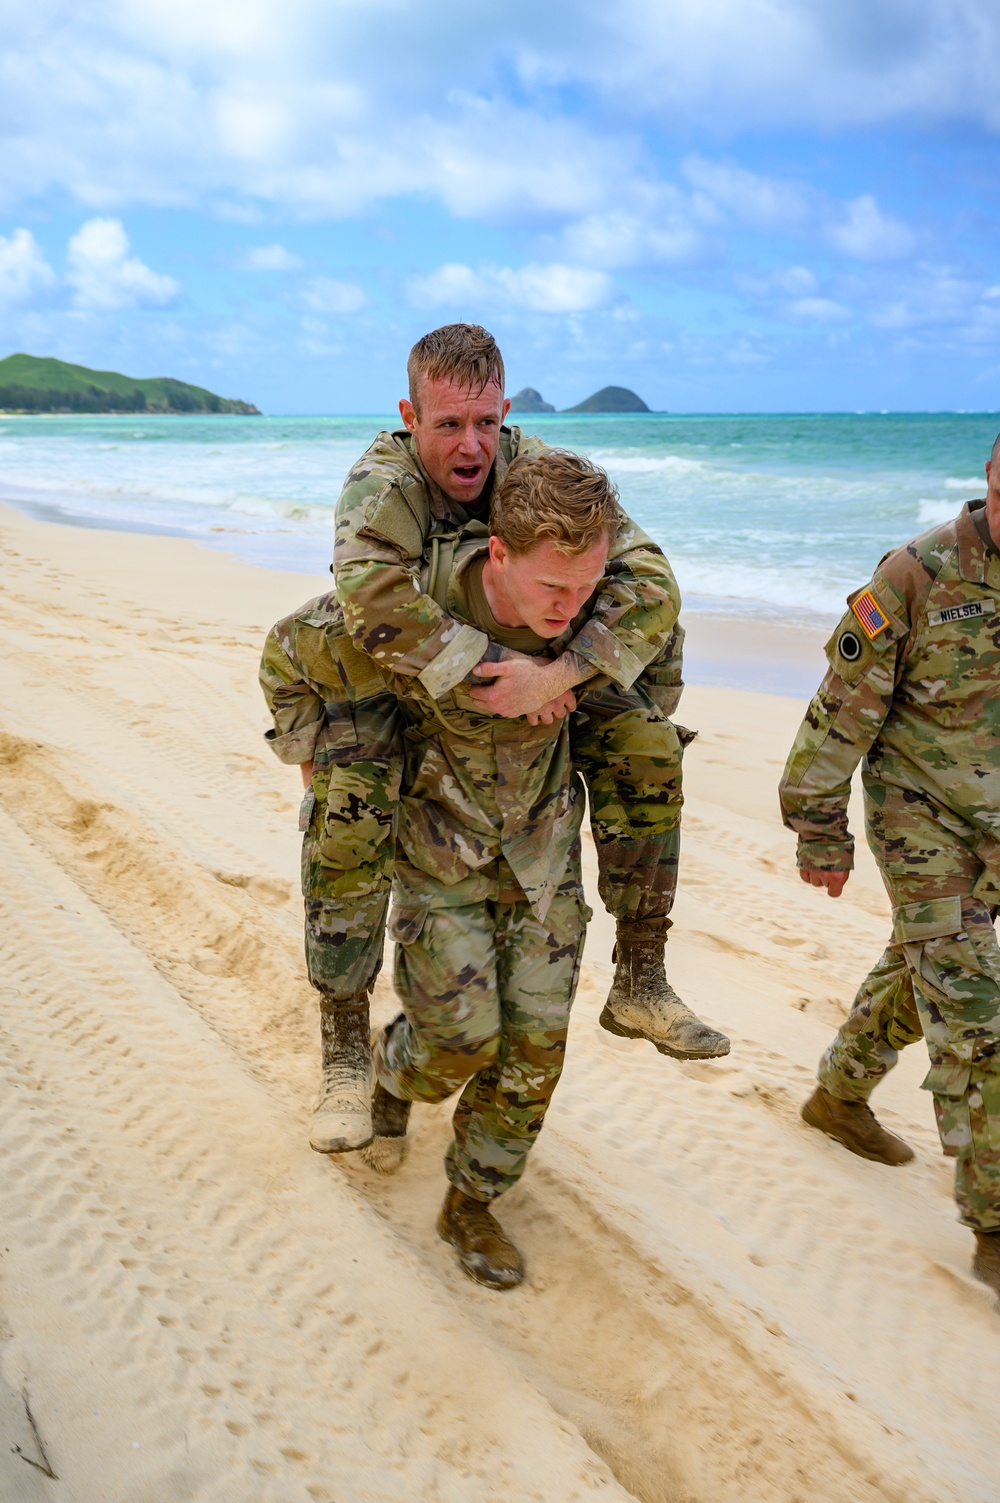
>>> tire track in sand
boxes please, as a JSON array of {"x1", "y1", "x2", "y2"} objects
[{"x1": 0, "y1": 724, "x2": 988, "y2": 1501}]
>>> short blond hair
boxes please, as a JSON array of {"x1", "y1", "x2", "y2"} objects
[
  {"x1": 407, "y1": 324, "x2": 505, "y2": 411},
  {"x1": 490, "y1": 451, "x2": 621, "y2": 557}
]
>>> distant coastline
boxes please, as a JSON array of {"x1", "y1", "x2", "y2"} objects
[{"x1": 0, "y1": 353, "x2": 260, "y2": 416}]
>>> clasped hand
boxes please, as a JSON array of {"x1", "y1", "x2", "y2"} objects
[{"x1": 468, "y1": 655, "x2": 577, "y2": 724}]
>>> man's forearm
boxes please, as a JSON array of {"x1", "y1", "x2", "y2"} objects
[{"x1": 547, "y1": 650, "x2": 595, "y2": 695}]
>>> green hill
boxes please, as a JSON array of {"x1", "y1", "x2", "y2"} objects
[
  {"x1": 508, "y1": 386, "x2": 555, "y2": 414},
  {"x1": 563, "y1": 385, "x2": 650, "y2": 414},
  {"x1": 0, "y1": 354, "x2": 260, "y2": 415}
]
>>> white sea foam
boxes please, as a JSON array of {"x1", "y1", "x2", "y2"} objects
[
  {"x1": 587, "y1": 450, "x2": 708, "y2": 476},
  {"x1": 0, "y1": 412, "x2": 996, "y2": 614},
  {"x1": 917, "y1": 498, "x2": 961, "y2": 526}
]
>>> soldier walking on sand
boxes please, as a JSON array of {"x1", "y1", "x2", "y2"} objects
[
  {"x1": 266, "y1": 452, "x2": 633, "y2": 1287},
  {"x1": 261, "y1": 323, "x2": 728, "y2": 1158},
  {"x1": 779, "y1": 437, "x2": 1000, "y2": 1299}
]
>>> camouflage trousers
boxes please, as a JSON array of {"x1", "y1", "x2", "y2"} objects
[
  {"x1": 571, "y1": 681, "x2": 686, "y2": 925},
  {"x1": 818, "y1": 779, "x2": 1000, "y2": 1232},
  {"x1": 372, "y1": 855, "x2": 590, "y2": 1202},
  {"x1": 302, "y1": 678, "x2": 684, "y2": 999},
  {"x1": 300, "y1": 692, "x2": 401, "y2": 999}
]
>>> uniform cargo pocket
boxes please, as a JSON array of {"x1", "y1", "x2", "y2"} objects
[
  {"x1": 387, "y1": 898, "x2": 430, "y2": 946},
  {"x1": 921, "y1": 1058, "x2": 973, "y2": 1159},
  {"x1": 318, "y1": 758, "x2": 401, "y2": 869},
  {"x1": 298, "y1": 788, "x2": 316, "y2": 834},
  {"x1": 970, "y1": 1060, "x2": 1000, "y2": 1156}
]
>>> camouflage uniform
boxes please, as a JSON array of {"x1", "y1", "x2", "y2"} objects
[
  {"x1": 779, "y1": 501, "x2": 1000, "y2": 1232},
  {"x1": 324, "y1": 425, "x2": 684, "y2": 995},
  {"x1": 378, "y1": 530, "x2": 594, "y2": 1199},
  {"x1": 260, "y1": 611, "x2": 400, "y2": 999},
  {"x1": 263, "y1": 427, "x2": 687, "y2": 998},
  {"x1": 267, "y1": 529, "x2": 599, "y2": 1197}
]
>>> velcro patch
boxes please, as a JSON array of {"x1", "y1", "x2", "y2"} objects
[
  {"x1": 926, "y1": 597, "x2": 996, "y2": 627},
  {"x1": 851, "y1": 589, "x2": 890, "y2": 640}
]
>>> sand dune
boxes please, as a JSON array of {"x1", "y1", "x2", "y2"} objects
[{"x1": 0, "y1": 503, "x2": 996, "y2": 1503}]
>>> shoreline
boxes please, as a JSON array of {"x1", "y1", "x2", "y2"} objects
[
  {"x1": 0, "y1": 493, "x2": 994, "y2": 1502},
  {"x1": 0, "y1": 493, "x2": 831, "y2": 697}
]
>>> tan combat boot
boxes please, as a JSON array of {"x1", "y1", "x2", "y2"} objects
[
  {"x1": 437, "y1": 1186, "x2": 525, "y2": 1290},
  {"x1": 360, "y1": 1021, "x2": 412, "y2": 1173},
  {"x1": 600, "y1": 919, "x2": 730, "y2": 1060},
  {"x1": 801, "y1": 1085, "x2": 914, "y2": 1165},
  {"x1": 972, "y1": 1230, "x2": 1000, "y2": 1300},
  {"x1": 309, "y1": 992, "x2": 373, "y2": 1154}
]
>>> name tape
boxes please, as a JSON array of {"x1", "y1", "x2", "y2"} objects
[{"x1": 926, "y1": 598, "x2": 996, "y2": 627}]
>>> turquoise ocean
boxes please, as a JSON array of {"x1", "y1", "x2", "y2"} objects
[{"x1": 1, "y1": 411, "x2": 997, "y2": 623}]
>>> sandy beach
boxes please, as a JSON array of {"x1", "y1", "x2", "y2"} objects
[{"x1": 0, "y1": 498, "x2": 996, "y2": 1503}]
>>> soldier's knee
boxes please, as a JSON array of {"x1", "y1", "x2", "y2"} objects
[{"x1": 438, "y1": 1029, "x2": 500, "y2": 1080}]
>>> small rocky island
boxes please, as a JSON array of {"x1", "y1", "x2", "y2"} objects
[
  {"x1": 508, "y1": 383, "x2": 651, "y2": 414},
  {"x1": 507, "y1": 386, "x2": 555, "y2": 413},
  {"x1": 563, "y1": 385, "x2": 650, "y2": 414},
  {"x1": 0, "y1": 353, "x2": 260, "y2": 415}
]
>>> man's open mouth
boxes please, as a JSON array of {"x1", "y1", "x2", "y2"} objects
[{"x1": 452, "y1": 465, "x2": 481, "y2": 482}]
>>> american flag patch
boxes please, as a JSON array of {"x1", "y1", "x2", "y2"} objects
[{"x1": 851, "y1": 589, "x2": 889, "y2": 639}]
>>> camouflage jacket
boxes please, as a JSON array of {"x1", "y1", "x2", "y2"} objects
[
  {"x1": 332, "y1": 426, "x2": 682, "y2": 700},
  {"x1": 779, "y1": 501, "x2": 1000, "y2": 878},
  {"x1": 261, "y1": 532, "x2": 585, "y2": 919}
]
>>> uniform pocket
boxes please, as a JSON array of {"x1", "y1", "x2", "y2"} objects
[
  {"x1": 387, "y1": 898, "x2": 430, "y2": 946},
  {"x1": 920, "y1": 1057, "x2": 973, "y2": 1159},
  {"x1": 298, "y1": 788, "x2": 316, "y2": 834},
  {"x1": 970, "y1": 1060, "x2": 1000, "y2": 1156},
  {"x1": 319, "y1": 759, "x2": 401, "y2": 869}
]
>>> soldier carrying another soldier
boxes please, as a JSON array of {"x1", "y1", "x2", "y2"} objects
[
  {"x1": 779, "y1": 436, "x2": 1000, "y2": 1299},
  {"x1": 265, "y1": 451, "x2": 641, "y2": 1287},
  {"x1": 261, "y1": 323, "x2": 728, "y2": 1160}
]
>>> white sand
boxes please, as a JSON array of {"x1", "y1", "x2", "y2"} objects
[{"x1": 0, "y1": 502, "x2": 996, "y2": 1503}]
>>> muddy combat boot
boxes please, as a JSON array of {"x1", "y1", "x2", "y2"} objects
[
  {"x1": 972, "y1": 1230, "x2": 1000, "y2": 1300},
  {"x1": 599, "y1": 920, "x2": 730, "y2": 1060},
  {"x1": 438, "y1": 1186, "x2": 525, "y2": 1290},
  {"x1": 801, "y1": 1085, "x2": 914, "y2": 1166},
  {"x1": 309, "y1": 992, "x2": 373, "y2": 1154},
  {"x1": 360, "y1": 1020, "x2": 412, "y2": 1173}
]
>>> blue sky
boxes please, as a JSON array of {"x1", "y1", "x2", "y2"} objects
[{"x1": 1, "y1": 0, "x2": 999, "y2": 413}]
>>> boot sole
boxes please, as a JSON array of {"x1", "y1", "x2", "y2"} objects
[
  {"x1": 599, "y1": 1004, "x2": 730, "y2": 1060},
  {"x1": 437, "y1": 1218, "x2": 525, "y2": 1291},
  {"x1": 309, "y1": 1131, "x2": 374, "y2": 1154},
  {"x1": 800, "y1": 1102, "x2": 913, "y2": 1166}
]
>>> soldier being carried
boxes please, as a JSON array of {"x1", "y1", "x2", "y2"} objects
[
  {"x1": 262, "y1": 323, "x2": 728, "y2": 1162},
  {"x1": 264, "y1": 450, "x2": 675, "y2": 1286}
]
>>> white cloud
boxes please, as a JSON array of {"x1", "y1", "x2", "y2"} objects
[
  {"x1": 407, "y1": 262, "x2": 612, "y2": 313},
  {"x1": 301, "y1": 277, "x2": 367, "y2": 313},
  {"x1": 869, "y1": 264, "x2": 978, "y2": 329},
  {"x1": 560, "y1": 189, "x2": 709, "y2": 270},
  {"x1": 788, "y1": 297, "x2": 852, "y2": 323},
  {"x1": 239, "y1": 243, "x2": 303, "y2": 271},
  {"x1": 682, "y1": 157, "x2": 814, "y2": 233},
  {"x1": 67, "y1": 218, "x2": 180, "y2": 310},
  {"x1": 825, "y1": 195, "x2": 915, "y2": 261},
  {"x1": 0, "y1": 229, "x2": 56, "y2": 304}
]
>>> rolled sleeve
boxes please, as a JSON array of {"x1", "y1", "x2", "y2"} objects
[
  {"x1": 264, "y1": 719, "x2": 323, "y2": 765},
  {"x1": 416, "y1": 623, "x2": 489, "y2": 699},
  {"x1": 566, "y1": 618, "x2": 648, "y2": 690}
]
